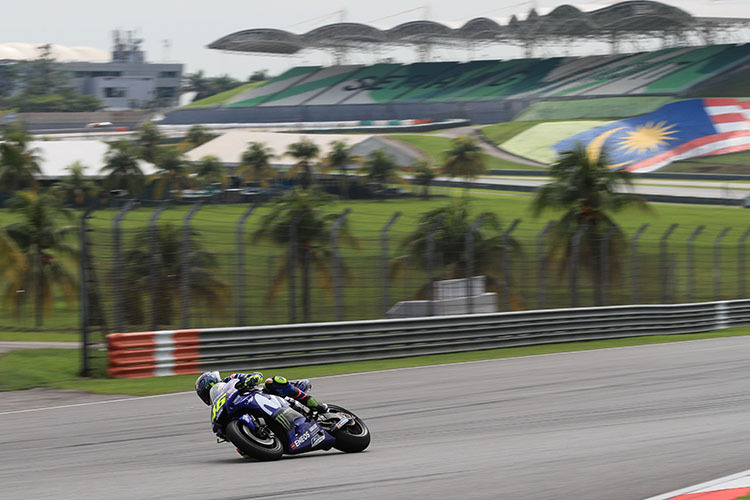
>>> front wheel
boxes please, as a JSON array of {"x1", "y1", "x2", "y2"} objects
[
  {"x1": 328, "y1": 404, "x2": 371, "y2": 453},
  {"x1": 226, "y1": 419, "x2": 283, "y2": 461}
]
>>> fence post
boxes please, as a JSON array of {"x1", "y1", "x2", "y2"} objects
[
  {"x1": 660, "y1": 224, "x2": 678, "y2": 304},
  {"x1": 79, "y1": 208, "x2": 94, "y2": 377},
  {"x1": 714, "y1": 227, "x2": 731, "y2": 301},
  {"x1": 180, "y1": 203, "x2": 203, "y2": 329},
  {"x1": 465, "y1": 215, "x2": 485, "y2": 314},
  {"x1": 569, "y1": 224, "x2": 587, "y2": 308},
  {"x1": 537, "y1": 221, "x2": 555, "y2": 309},
  {"x1": 630, "y1": 224, "x2": 649, "y2": 304},
  {"x1": 235, "y1": 203, "x2": 258, "y2": 326},
  {"x1": 427, "y1": 217, "x2": 445, "y2": 317},
  {"x1": 380, "y1": 212, "x2": 401, "y2": 316},
  {"x1": 739, "y1": 227, "x2": 750, "y2": 297},
  {"x1": 148, "y1": 202, "x2": 168, "y2": 330},
  {"x1": 686, "y1": 225, "x2": 704, "y2": 303},
  {"x1": 600, "y1": 226, "x2": 617, "y2": 306},
  {"x1": 289, "y1": 209, "x2": 305, "y2": 324},
  {"x1": 331, "y1": 208, "x2": 351, "y2": 322},
  {"x1": 501, "y1": 219, "x2": 521, "y2": 311},
  {"x1": 113, "y1": 199, "x2": 135, "y2": 333}
]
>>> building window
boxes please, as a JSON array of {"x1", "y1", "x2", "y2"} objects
[
  {"x1": 104, "y1": 87, "x2": 127, "y2": 98},
  {"x1": 158, "y1": 71, "x2": 178, "y2": 78}
]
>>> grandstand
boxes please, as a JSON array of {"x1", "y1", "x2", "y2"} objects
[{"x1": 163, "y1": 1, "x2": 750, "y2": 126}]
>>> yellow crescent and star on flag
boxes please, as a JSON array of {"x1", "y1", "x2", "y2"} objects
[{"x1": 585, "y1": 121, "x2": 680, "y2": 169}]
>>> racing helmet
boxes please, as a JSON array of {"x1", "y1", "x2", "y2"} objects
[{"x1": 195, "y1": 371, "x2": 222, "y2": 405}]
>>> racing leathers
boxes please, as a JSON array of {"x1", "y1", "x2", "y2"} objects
[{"x1": 218, "y1": 373, "x2": 328, "y2": 413}]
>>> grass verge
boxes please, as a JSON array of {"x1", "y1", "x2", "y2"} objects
[
  {"x1": 181, "y1": 82, "x2": 265, "y2": 109},
  {"x1": 0, "y1": 331, "x2": 78, "y2": 342},
  {"x1": 2, "y1": 326, "x2": 749, "y2": 396}
]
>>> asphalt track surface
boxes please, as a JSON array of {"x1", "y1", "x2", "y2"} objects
[{"x1": 3, "y1": 337, "x2": 750, "y2": 500}]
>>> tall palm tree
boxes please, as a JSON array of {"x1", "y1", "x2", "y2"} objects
[
  {"x1": 253, "y1": 189, "x2": 357, "y2": 322},
  {"x1": 136, "y1": 121, "x2": 163, "y2": 163},
  {"x1": 285, "y1": 138, "x2": 320, "y2": 189},
  {"x1": 150, "y1": 147, "x2": 194, "y2": 199},
  {"x1": 532, "y1": 144, "x2": 648, "y2": 304},
  {"x1": 442, "y1": 136, "x2": 487, "y2": 194},
  {"x1": 237, "y1": 142, "x2": 275, "y2": 187},
  {"x1": 53, "y1": 161, "x2": 103, "y2": 207},
  {"x1": 0, "y1": 123, "x2": 41, "y2": 193},
  {"x1": 100, "y1": 140, "x2": 144, "y2": 197},
  {"x1": 392, "y1": 198, "x2": 519, "y2": 301},
  {"x1": 3, "y1": 190, "x2": 77, "y2": 326},
  {"x1": 324, "y1": 140, "x2": 360, "y2": 199},
  {"x1": 361, "y1": 149, "x2": 407, "y2": 199},
  {"x1": 411, "y1": 158, "x2": 437, "y2": 200},
  {"x1": 121, "y1": 223, "x2": 228, "y2": 326},
  {"x1": 193, "y1": 155, "x2": 225, "y2": 187},
  {"x1": 185, "y1": 125, "x2": 213, "y2": 149},
  {"x1": 0, "y1": 227, "x2": 25, "y2": 312}
]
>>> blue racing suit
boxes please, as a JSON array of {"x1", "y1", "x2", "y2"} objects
[{"x1": 224, "y1": 373, "x2": 327, "y2": 412}]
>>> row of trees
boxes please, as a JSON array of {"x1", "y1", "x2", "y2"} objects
[
  {"x1": 0, "y1": 45, "x2": 102, "y2": 112},
  {"x1": 181, "y1": 69, "x2": 269, "y2": 102},
  {"x1": 0, "y1": 115, "x2": 645, "y2": 326}
]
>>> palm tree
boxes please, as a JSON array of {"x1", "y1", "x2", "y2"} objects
[
  {"x1": 285, "y1": 138, "x2": 320, "y2": 189},
  {"x1": 532, "y1": 144, "x2": 648, "y2": 304},
  {"x1": 324, "y1": 140, "x2": 360, "y2": 199},
  {"x1": 411, "y1": 158, "x2": 437, "y2": 200},
  {"x1": 361, "y1": 149, "x2": 408, "y2": 199},
  {"x1": 185, "y1": 125, "x2": 212, "y2": 148},
  {"x1": 442, "y1": 136, "x2": 487, "y2": 194},
  {"x1": 150, "y1": 147, "x2": 194, "y2": 199},
  {"x1": 0, "y1": 227, "x2": 25, "y2": 312},
  {"x1": 121, "y1": 223, "x2": 228, "y2": 326},
  {"x1": 253, "y1": 189, "x2": 357, "y2": 322},
  {"x1": 53, "y1": 161, "x2": 103, "y2": 207},
  {"x1": 100, "y1": 141, "x2": 144, "y2": 197},
  {"x1": 2, "y1": 190, "x2": 77, "y2": 326},
  {"x1": 136, "y1": 121, "x2": 163, "y2": 164},
  {"x1": 193, "y1": 155, "x2": 225, "y2": 187},
  {"x1": 392, "y1": 198, "x2": 519, "y2": 302},
  {"x1": 237, "y1": 142, "x2": 275, "y2": 187},
  {"x1": 0, "y1": 123, "x2": 41, "y2": 193}
]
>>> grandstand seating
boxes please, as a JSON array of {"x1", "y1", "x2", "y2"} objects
[
  {"x1": 226, "y1": 66, "x2": 321, "y2": 107},
  {"x1": 224, "y1": 44, "x2": 748, "y2": 108},
  {"x1": 165, "y1": 43, "x2": 748, "y2": 126}
]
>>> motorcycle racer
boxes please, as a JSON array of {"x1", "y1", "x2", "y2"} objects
[{"x1": 195, "y1": 371, "x2": 328, "y2": 413}]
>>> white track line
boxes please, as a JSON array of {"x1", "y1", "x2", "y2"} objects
[
  {"x1": 0, "y1": 335, "x2": 745, "y2": 416},
  {"x1": 642, "y1": 469, "x2": 750, "y2": 500}
]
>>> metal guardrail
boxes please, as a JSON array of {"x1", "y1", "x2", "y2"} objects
[{"x1": 107, "y1": 300, "x2": 750, "y2": 378}]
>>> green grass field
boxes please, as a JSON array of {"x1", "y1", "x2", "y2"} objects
[
  {"x1": 386, "y1": 134, "x2": 545, "y2": 170},
  {"x1": 3, "y1": 190, "x2": 750, "y2": 342},
  {"x1": 3, "y1": 326, "x2": 750, "y2": 394}
]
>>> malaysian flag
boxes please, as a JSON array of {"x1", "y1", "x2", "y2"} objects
[{"x1": 554, "y1": 99, "x2": 750, "y2": 172}]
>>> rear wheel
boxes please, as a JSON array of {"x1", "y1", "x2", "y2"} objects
[
  {"x1": 328, "y1": 404, "x2": 371, "y2": 453},
  {"x1": 226, "y1": 419, "x2": 283, "y2": 461}
]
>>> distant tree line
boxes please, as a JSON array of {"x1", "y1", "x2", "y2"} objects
[
  {"x1": 0, "y1": 45, "x2": 102, "y2": 112},
  {"x1": 182, "y1": 69, "x2": 269, "y2": 102}
]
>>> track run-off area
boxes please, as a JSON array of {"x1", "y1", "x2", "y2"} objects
[{"x1": 2, "y1": 337, "x2": 750, "y2": 500}]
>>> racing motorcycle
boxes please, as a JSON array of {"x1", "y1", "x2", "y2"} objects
[{"x1": 210, "y1": 378, "x2": 370, "y2": 461}]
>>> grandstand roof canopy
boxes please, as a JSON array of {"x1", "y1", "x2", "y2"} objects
[{"x1": 208, "y1": 1, "x2": 750, "y2": 55}]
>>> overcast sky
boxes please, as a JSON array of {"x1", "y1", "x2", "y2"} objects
[{"x1": 3, "y1": 1, "x2": 748, "y2": 78}]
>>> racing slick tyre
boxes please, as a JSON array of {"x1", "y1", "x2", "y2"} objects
[
  {"x1": 226, "y1": 420, "x2": 283, "y2": 461},
  {"x1": 328, "y1": 404, "x2": 371, "y2": 453}
]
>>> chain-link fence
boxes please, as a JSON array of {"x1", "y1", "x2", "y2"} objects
[{"x1": 76, "y1": 202, "x2": 750, "y2": 374}]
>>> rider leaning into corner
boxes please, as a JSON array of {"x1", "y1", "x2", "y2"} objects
[
  {"x1": 195, "y1": 371, "x2": 328, "y2": 415},
  {"x1": 195, "y1": 371, "x2": 329, "y2": 458}
]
